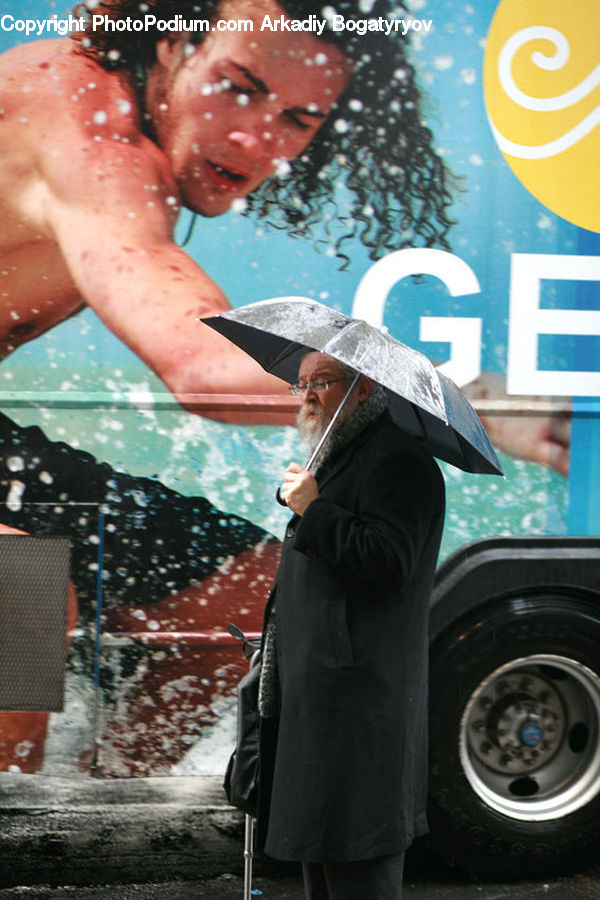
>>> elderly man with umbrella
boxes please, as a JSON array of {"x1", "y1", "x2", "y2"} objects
[{"x1": 205, "y1": 298, "x2": 502, "y2": 899}]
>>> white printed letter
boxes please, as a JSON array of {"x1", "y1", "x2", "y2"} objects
[
  {"x1": 352, "y1": 248, "x2": 482, "y2": 387},
  {"x1": 507, "y1": 254, "x2": 600, "y2": 396}
]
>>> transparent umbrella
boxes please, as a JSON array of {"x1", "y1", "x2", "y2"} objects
[{"x1": 202, "y1": 297, "x2": 504, "y2": 477}]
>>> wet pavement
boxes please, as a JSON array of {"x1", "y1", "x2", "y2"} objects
[
  {"x1": 1, "y1": 773, "x2": 600, "y2": 898},
  {"x1": 2, "y1": 866, "x2": 600, "y2": 899}
]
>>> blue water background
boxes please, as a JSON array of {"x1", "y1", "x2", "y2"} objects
[{"x1": 0, "y1": 0, "x2": 595, "y2": 554}]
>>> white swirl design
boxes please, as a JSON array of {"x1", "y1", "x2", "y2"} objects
[{"x1": 492, "y1": 25, "x2": 600, "y2": 159}]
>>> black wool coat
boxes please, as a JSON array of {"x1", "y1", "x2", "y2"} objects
[{"x1": 259, "y1": 410, "x2": 446, "y2": 864}]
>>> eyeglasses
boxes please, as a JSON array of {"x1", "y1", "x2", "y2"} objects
[{"x1": 288, "y1": 378, "x2": 349, "y2": 396}]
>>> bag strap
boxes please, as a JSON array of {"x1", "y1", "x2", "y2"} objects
[{"x1": 227, "y1": 622, "x2": 261, "y2": 659}]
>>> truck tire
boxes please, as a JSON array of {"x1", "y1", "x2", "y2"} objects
[{"x1": 427, "y1": 592, "x2": 600, "y2": 880}]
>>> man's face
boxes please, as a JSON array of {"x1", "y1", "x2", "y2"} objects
[
  {"x1": 296, "y1": 352, "x2": 361, "y2": 448},
  {"x1": 148, "y1": 0, "x2": 352, "y2": 216}
]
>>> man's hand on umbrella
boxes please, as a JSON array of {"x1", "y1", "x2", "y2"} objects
[{"x1": 281, "y1": 462, "x2": 319, "y2": 516}]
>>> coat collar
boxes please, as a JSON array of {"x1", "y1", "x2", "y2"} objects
[
  {"x1": 314, "y1": 409, "x2": 390, "y2": 494},
  {"x1": 284, "y1": 409, "x2": 391, "y2": 529}
]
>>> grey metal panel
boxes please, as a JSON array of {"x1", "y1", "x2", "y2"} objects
[{"x1": 0, "y1": 535, "x2": 71, "y2": 711}]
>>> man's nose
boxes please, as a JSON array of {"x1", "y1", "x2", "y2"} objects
[
  {"x1": 302, "y1": 384, "x2": 319, "y2": 399},
  {"x1": 228, "y1": 130, "x2": 261, "y2": 152},
  {"x1": 228, "y1": 119, "x2": 276, "y2": 158}
]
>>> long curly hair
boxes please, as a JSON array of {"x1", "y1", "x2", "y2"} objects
[{"x1": 72, "y1": 0, "x2": 455, "y2": 263}]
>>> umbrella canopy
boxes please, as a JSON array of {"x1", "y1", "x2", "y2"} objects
[{"x1": 202, "y1": 297, "x2": 503, "y2": 476}]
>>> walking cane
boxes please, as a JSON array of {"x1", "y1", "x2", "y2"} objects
[
  {"x1": 226, "y1": 624, "x2": 261, "y2": 900},
  {"x1": 242, "y1": 648, "x2": 261, "y2": 899},
  {"x1": 244, "y1": 812, "x2": 255, "y2": 900}
]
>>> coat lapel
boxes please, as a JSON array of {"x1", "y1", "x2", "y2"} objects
[{"x1": 315, "y1": 412, "x2": 388, "y2": 493}]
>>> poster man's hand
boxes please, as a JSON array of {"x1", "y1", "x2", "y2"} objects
[{"x1": 464, "y1": 372, "x2": 570, "y2": 477}]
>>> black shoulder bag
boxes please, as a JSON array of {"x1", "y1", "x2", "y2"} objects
[{"x1": 223, "y1": 624, "x2": 261, "y2": 818}]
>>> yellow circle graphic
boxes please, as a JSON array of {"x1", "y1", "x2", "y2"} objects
[{"x1": 484, "y1": 0, "x2": 600, "y2": 232}]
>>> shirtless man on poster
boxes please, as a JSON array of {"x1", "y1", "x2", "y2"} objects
[
  {"x1": 0, "y1": 0, "x2": 568, "y2": 468},
  {"x1": 0, "y1": 0, "x2": 452, "y2": 771},
  {"x1": 0, "y1": 0, "x2": 351, "y2": 410},
  {"x1": 0, "y1": 0, "x2": 458, "y2": 619},
  {"x1": 0, "y1": 0, "x2": 567, "y2": 771}
]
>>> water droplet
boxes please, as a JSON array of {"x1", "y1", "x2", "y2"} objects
[{"x1": 6, "y1": 480, "x2": 25, "y2": 512}]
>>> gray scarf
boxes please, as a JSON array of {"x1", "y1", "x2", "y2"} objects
[{"x1": 310, "y1": 384, "x2": 388, "y2": 473}]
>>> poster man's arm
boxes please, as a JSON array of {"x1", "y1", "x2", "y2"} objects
[{"x1": 41, "y1": 130, "x2": 296, "y2": 424}]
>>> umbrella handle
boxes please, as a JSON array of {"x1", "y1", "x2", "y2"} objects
[{"x1": 275, "y1": 372, "x2": 361, "y2": 506}]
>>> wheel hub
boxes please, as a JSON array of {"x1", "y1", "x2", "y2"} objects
[
  {"x1": 468, "y1": 672, "x2": 565, "y2": 774},
  {"x1": 459, "y1": 654, "x2": 600, "y2": 821},
  {"x1": 520, "y1": 721, "x2": 543, "y2": 747}
]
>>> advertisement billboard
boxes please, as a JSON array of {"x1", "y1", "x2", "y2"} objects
[{"x1": 0, "y1": 0, "x2": 598, "y2": 876}]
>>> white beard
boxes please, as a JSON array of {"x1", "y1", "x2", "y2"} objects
[
  {"x1": 296, "y1": 385, "x2": 389, "y2": 470},
  {"x1": 296, "y1": 401, "x2": 332, "y2": 453}
]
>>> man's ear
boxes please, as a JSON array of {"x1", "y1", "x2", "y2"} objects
[
  {"x1": 357, "y1": 377, "x2": 372, "y2": 403},
  {"x1": 155, "y1": 35, "x2": 188, "y2": 71}
]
